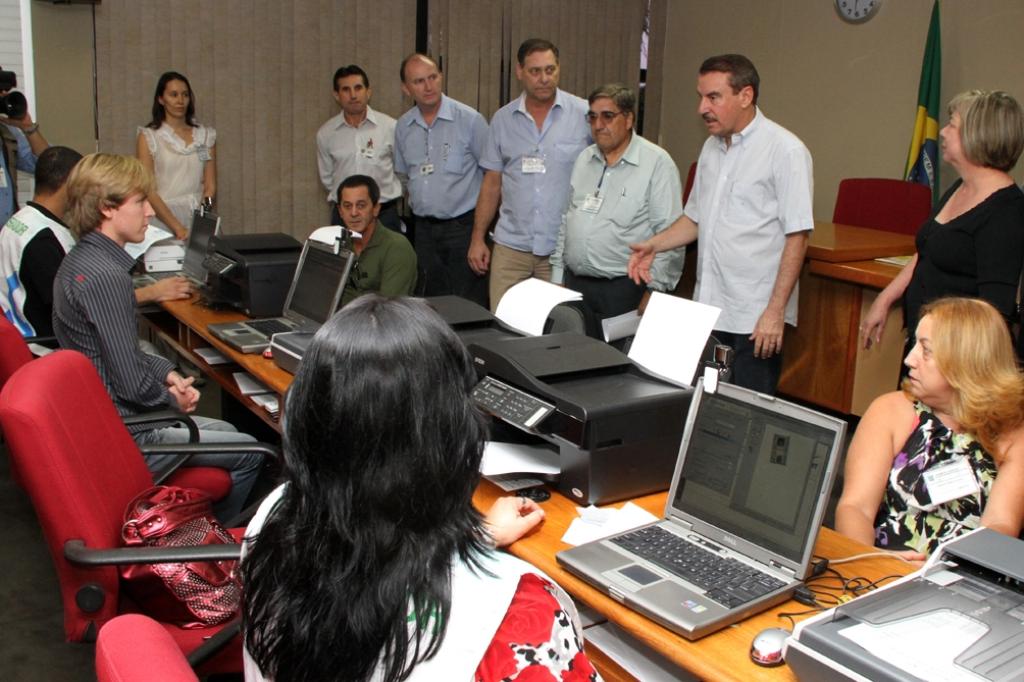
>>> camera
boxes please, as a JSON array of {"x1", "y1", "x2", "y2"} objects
[{"x1": 0, "y1": 70, "x2": 27, "y2": 120}]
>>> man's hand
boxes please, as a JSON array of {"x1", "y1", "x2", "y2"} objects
[
  {"x1": 627, "y1": 242, "x2": 656, "y2": 285},
  {"x1": 483, "y1": 496, "x2": 546, "y2": 547},
  {"x1": 136, "y1": 276, "x2": 192, "y2": 304},
  {"x1": 750, "y1": 306, "x2": 785, "y2": 358},
  {"x1": 166, "y1": 371, "x2": 200, "y2": 412},
  {"x1": 169, "y1": 220, "x2": 188, "y2": 241},
  {"x1": 468, "y1": 238, "x2": 491, "y2": 275}
]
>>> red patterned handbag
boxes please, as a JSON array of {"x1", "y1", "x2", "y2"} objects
[{"x1": 120, "y1": 486, "x2": 241, "y2": 628}]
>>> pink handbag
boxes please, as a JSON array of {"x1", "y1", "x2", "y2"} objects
[{"x1": 120, "y1": 486, "x2": 241, "y2": 628}]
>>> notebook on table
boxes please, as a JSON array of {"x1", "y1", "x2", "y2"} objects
[
  {"x1": 557, "y1": 379, "x2": 846, "y2": 640},
  {"x1": 133, "y1": 210, "x2": 222, "y2": 288},
  {"x1": 207, "y1": 239, "x2": 353, "y2": 353}
]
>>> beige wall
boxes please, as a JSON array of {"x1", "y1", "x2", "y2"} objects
[
  {"x1": 659, "y1": 0, "x2": 1024, "y2": 220},
  {"x1": 31, "y1": 2, "x2": 96, "y2": 156}
]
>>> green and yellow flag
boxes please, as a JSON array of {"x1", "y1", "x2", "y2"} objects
[{"x1": 904, "y1": 0, "x2": 942, "y2": 203}]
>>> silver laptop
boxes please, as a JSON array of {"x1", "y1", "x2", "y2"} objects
[
  {"x1": 557, "y1": 380, "x2": 845, "y2": 640},
  {"x1": 207, "y1": 239, "x2": 354, "y2": 353},
  {"x1": 133, "y1": 210, "x2": 222, "y2": 287}
]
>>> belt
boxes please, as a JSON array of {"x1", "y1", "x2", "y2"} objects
[{"x1": 418, "y1": 209, "x2": 474, "y2": 224}]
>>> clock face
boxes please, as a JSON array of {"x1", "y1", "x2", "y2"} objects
[{"x1": 835, "y1": 0, "x2": 881, "y2": 23}]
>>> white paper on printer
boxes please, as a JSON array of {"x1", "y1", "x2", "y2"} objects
[
  {"x1": 124, "y1": 224, "x2": 178, "y2": 261},
  {"x1": 480, "y1": 441, "x2": 560, "y2": 476},
  {"x1": 561, "y1": 502, "x2": 659, "y2": 546},
  {"x1": 838, "y1": 610, "x2": 987, "y2": 682},
  {"x1": 495, "y1": 278, "x2": 582, "y2": 336},
  {"x1": 628, "y1": 292, "x2": 721, "y2": 387},
  {"x1": 602, "y1": 309, "x2": 641, "y2": 343}
]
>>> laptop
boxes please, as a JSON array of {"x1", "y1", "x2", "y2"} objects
[
  {"x1": 556, "y1": 379, "x2": 845, "y2": 640},
  {"x1": 133, "y1": 210, "x2": 222, "y2": 288},
  {"x1": 207, "y1": 239, "x2": 354, "y2": 353}
]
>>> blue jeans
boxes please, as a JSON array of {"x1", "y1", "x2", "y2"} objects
[{"x1": 134, "y1": 416, "x2": 264, "y2": 522}]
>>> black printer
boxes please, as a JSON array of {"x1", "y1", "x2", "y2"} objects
[
  {"x1": 204, "y1": 233, "x2": 302, "y2": 317},
  {"x1": 468, "y1": 332, "x2": 692, "y2": 505},
  {"x1": 426, "y1": 295, "x2": 522, "y2": 352}
]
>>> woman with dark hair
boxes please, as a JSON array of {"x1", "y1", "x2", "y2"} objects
[
  {"x1": 136, "y1": 71, "x2": 216, "y2": 239},
  {"x1": 241, "y1": 295, "x2": 598, "y2": 682}
]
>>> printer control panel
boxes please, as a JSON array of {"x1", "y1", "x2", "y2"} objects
[{"x1": 472, "y1": 377, "x2": 554, "y2": 430}]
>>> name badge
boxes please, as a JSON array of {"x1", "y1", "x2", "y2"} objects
[
  {"x1": 419, "y1": 163, "x2": 434, "y2": 176},
  {"x1": 581, "y1": 194, "x2": 603, "y2": 213},
  {"x1": 0, "y1": 170, "x2": 7, "y2": 188},
  {"x1": 360, "y1": 147, "x2": 376, "y2": 159},
  {"x1": 196, "y1": 144, "x2": 211, "y2": 162},
  {"x1": 521, "y1": 156, "x2": 546, "y2": 174},
  {"x1": 923, "y1": 457, "x2": 980, "y2": 506}
]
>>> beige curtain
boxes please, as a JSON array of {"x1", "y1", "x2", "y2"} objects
[
  {"x1": 429, "y1": 0, "x2": 646, "y2": 121},
  {"x1": 95, "y1": 0, "x2": 416, "y2": 237}
]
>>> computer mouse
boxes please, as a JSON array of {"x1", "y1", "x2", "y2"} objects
[{"x1": 750, "y1": 627, "x2": 789, "y2": 667}]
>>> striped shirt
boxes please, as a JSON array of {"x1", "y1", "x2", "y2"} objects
[{"x1": 52, "y1": 231, "x2": 176, "y2": 432}]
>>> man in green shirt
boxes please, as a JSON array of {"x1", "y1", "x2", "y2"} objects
[{"x1": 336, "y1": 174, "x2": 417, "y2": 306}]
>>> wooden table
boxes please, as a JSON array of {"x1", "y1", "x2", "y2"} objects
[
  {"x1": 151, "y1": 296, "x2": 913, "y2": 680},
  {"x1": 778, "y1": 224, "x2": 915, "y2": 415},
  {"x1": 472, "y1": 481, "x2": 912, "y2": 682}
]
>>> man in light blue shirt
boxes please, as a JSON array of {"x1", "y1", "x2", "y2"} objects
[
  {"x1": 551, "y1": 83, "x2": 683, "y2": 323},
  {"x1": 395, "y1": 53, "x2": 489, "y2": 304},
  {"x1": 0, "y1": 74, "x2": 49, "y2": 227},
  {"x1": 468, "y1": 39, "x2": 590, "y2": 311}
]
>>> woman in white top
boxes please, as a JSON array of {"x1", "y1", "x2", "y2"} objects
[{"x1": 136, "y1": 71, "x2": 216, "y2": 239}]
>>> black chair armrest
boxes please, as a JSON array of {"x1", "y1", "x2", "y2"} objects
[
  {"x1": 123, "y1": 411, "x2": 200, "y2": 443},
  {"x1": 24, "y1": 334, "x2": 59, "y2": 348},
  {"x1": 139, "y1": 442, "x2": 280, "y2": 459},
  {"x1": 187, "y1": 618, "x2": 242, "y2": 668},
  {"x1": 64, "y1": 539, "x2": 241, "y2": 566}
]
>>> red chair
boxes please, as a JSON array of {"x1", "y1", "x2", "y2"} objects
[
  {"x1": 832, "y1": 178, "x2": 932, "y2": 235},
  {"x1": 96, "y1": 615, "x2": 199, "y2": 682},
  {"x1": 0, "y1": 315, "x2": 34, "y2": 385},
  {"x1": 0, "y1": 350, "x2": 274, "y2": 672}
]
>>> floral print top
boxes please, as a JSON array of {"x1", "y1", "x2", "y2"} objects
[{"x1": 873, "y1": 402, "x2": 997, "y2": 554}]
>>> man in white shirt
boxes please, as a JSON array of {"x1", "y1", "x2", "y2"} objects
[
  {"x1": 316, "y1": 65, "x2": 402, "y2": 231},
  {"x1": 628, "y1": 54, "x2": 813, "y2": 395}
]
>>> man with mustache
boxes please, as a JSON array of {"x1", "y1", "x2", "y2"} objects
[{"x1": 628, "y1": 54, "x2": 813, "y2": 395}]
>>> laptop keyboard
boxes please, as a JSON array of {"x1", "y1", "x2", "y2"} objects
[
  {"x1": 246, "y1": 319, "x2": 293, "y2": 337},
  {"x1": 610, "y1": 526, "x2": 786, "y2": 608}
]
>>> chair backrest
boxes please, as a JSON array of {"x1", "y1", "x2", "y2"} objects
[
  {"x1": 0, "y1": 315, "x2": 34, "y2": 387},
  {"x1": 0, "y1": 350, "x2": 156, "y2": 641},
  {"x1": 96, "y1": 615, "x2": 199, "y2": 682},
  {"x1": 832, "y1": 178, "x2": 932, "y2": 235}
]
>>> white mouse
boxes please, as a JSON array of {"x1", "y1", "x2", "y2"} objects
[{"x1": 750, "y1": 627, "x2": 789, "y2": 667}]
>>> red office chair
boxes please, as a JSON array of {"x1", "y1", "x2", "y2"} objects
[
  {"x1": 0, "y1": 315, "x2": 34, "y2": 384},
  {"x1": 96, "y1": 615, "x2": 199, "y2": 682},
  {"x1": 0, "y1": 351, "x2": 274, "y2": 672},
  {"x1": 832, "y1": 178, "x2": 932, "y2": 235}
]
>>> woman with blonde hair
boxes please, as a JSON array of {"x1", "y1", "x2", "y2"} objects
[
  {"x1": 837, "y1": 297, "x2": 1024, "y2": 558},
  {"x1": 861, "y1": 90, "x2": 1024, "y2": 357}
]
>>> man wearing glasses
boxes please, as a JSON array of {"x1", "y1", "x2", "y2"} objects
[
  {"x1": 551, "y1": 83, "x2": 682, "y2": 326},
  {"x1": 468, "y1": 38, "x2": 590, "y2": 311},
  {"x1": 628, "y1": 54, "x2": 813, "y2": 395}
]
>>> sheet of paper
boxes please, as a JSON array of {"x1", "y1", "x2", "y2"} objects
[
  {"x1": 480, "y1": 441, "x2": 560, "y2": 476},
  {"x1": 561, "y1": 502, "x2": 659, "y2": 546},
  {"x1": 494, "y1": 278, "x2": 582, "y2": 336},
  {"x1": 124, "y1": 224, "x2": 177, "y2": 261},
  {"x1": 602, "y1": 309, "x2": 641, "y2": 342},
  {"x1": 194, "y1": 346, "x2": 232, "y2": 365},
  {"x1": 232, "y1": 371, "x2": 272, "y2": 396},
  {"x1": 585, "y1": 621, "x2": 697, "y2": 682},
  {"x1": 839, "y1": 610, "x2": 987, "y2": 682},
  {"x1": 628, "y1": 292, "x2": 721, "y2": 387}
]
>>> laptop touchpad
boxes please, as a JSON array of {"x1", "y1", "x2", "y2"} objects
[{"x1": 612, "y1": 564, "x2": 662, "y2": 589}]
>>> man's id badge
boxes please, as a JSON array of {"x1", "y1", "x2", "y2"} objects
[
  {"x1": 0, "y1": 170, "x2": 7, "y2": 188},
  {"x1": 360, "y1": 147, "x2": 376, "y2": 159},
  {"x1": 521, "y1": 156, "x2": 545, "y2": 174},
  {"x1": 923, "y1": 457, "x2": 980, "y2": 506},
  {"x1": 419, "y1": 163, "x2": 434, "y2": 175},
  {"x1": 581, "y1": 194, "x2": 603, "y2": 213}
]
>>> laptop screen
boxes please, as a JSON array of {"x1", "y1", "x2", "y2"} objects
[
  {"x1": 183, "y1": 211, "x2": 221, "y2": 276},
  {"x1": 286, "y1": 243, "x2": 350, "y2": 324},
  {"x1": 670, "y1": 389, "x2": 838, "y2": 563}
]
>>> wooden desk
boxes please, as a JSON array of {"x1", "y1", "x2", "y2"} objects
[
  {"x1": 472, "y1": 481, "x2": 911, "y2": 682},
  {"x1": 779, "y1": 224, "x2": 914, "y2": 415}
]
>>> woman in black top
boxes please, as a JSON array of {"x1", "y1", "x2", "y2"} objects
[{"x1": 861, "y1": 90, "x2": 1024, "y2": 355}]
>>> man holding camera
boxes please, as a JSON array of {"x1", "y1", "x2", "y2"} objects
[{"x1": 0, "y1": 68, "x2": 49, "y2": 228}]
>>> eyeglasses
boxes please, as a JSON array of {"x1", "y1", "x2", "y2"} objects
[{"x1": 585, "y1": 110, "x2": 625, "y2": 123}]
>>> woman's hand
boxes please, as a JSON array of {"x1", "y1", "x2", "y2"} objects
[
  {"x1": 484, "y1": 496, "x2": 546, "y2": 547},
  {"x1": 860, "y1": 296, "x2": 891, "y2": 349}
]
